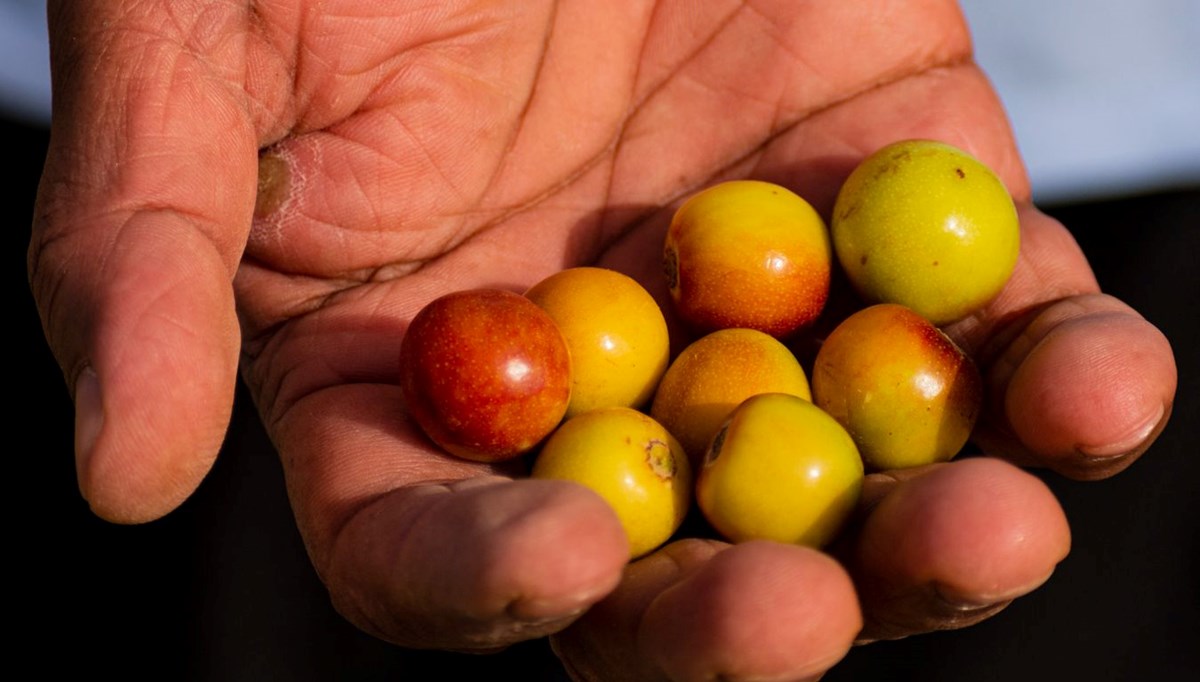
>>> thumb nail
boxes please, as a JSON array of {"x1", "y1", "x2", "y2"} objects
[
  {"x1": 1077, "y1": 402, "x2": 1165, "y2": 458},
  {"x1": 74, "y1": 367, "x2": 104, "y2": 495}
]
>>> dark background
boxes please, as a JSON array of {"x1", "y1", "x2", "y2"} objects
[{"x1": 15, "y1": 113, "x2": 1198, "y2": 680}]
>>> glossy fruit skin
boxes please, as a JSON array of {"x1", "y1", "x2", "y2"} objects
[
  {"x1": 831, "y1": 139, "x2": 1019, "y2": 325},
  {"x1": 650, "y1": 328, "x2": 812, "y2": 464},
  {"x1": 812, "y1": 303, "x2": 982, "y2": 470},
  {"x1": 525, "y1": 267, "x2": 669, "y2": 418},
  {"x1": 532, "y1": 408, "x2": 691, "y2": 558},
  {"x1": 697, "y1": 393, "x2": 863, "y2": 547},
  {"x1": 665, "y1": 180, "x2": 831, "y2": 338},
  {"x1": 400, "y1": 289, "x2": 571, "y2": 462}
]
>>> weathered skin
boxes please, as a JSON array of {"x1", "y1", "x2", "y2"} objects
[
  {"x1": 30, "y1": 1, "x2": 1175, "y2": 676},
  {"x1": 813, "y1": 303, "x2": 983, "y2": 470},
  {"x1": 665, "y1": 180, "x2": 832, "y2": 338}
]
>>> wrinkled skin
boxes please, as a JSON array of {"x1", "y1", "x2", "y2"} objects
[{"x1": 29, "y1": 1, "x2": 1177, "y2": 680}]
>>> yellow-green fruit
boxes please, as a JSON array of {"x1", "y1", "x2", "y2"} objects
[
  {"x1": 812, "y1": 303, "x2": 982, "y2": 470},
  {"x1": 664, "y1": 180, "x2": 831, "y2": 338},
  {"x1": 650, "y1": 328, "x2": 811, "y2": 464},
  {"x1": 697, "y1": 393, "x2": 863, "y2": 547},
  {"x1": 831, "y1": 139, "x2": 1019, "y2": 324},
  {"x1": 532, "y1": 408, "x2": 691, "y2": 559},
  {"x1": 526, "y1": 267, "x2": 670, "y2": 418}
]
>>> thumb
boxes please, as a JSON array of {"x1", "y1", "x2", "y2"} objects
[{"x1": 29, "y1": 2, "x2": 258, "y2": 522}]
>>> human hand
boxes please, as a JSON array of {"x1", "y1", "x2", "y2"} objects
[{"x1": 30, "y1": 1, "x2": 1176, "y2": 680}]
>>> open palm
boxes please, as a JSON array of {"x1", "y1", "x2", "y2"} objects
[{"x1": 31, "y1": 1, "x2": 1176, "y2": 679}]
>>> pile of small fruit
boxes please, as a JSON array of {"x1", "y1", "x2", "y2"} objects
[{"x1": 400, "y1": 140, "x2": 1020, "y2": 558}]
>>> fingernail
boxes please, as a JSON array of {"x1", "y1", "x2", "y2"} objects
[
  {"x1": 1078, "y1": 402, "x2": 1165, "y2": 458},
  {"x1": 934, "y1": 583, "x2": 994, "y2": 609},
  {"x1": 74, "y1": 367, "x2": 104, "y2": 494},
  {"x1": 933, "y1": 566, "x2": 1056, "y2": 613},
  {"x1": 933, "y1": 583, "x2": 1022, "y2": 612},
  {"x1": 512, "y1": 604, "x2": 586, "y2": 627},
  {"x1": 508, "y1": 595, "x2": 592, "y2": 623}
]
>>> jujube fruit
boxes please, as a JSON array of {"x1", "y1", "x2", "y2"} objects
[
  {"x1": 812, "y1": 303, "x2": 982, "y2": 470},
  {"x1": 526, "y1": 267, "x2": 669, "y2": 418},
  {"x1": 650, "y1": 328, "x2": 811, "y2": 464},
  {"x1": 831, "y1": 139, "x2": 1019, "y2": 324},
  {"x1": 532, "y1": 408, "x2": 691, "y2": 558},
  {"x1": 400, "y1": 289, "x2": 572, "y2": 462},
  {"x1": 664, "y1": 180, "x2": 831, "y2": 338},
  {"x1": 696, "y1": 393, "x2": 863, "y2": 547}
]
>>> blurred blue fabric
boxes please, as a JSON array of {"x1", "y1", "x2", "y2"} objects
[
  {"x1": 0, "y1": 0, "x2": 50, "y2": 124},
  {"x1": 2, "y1": 0, "x2": 1197, "y2": 202},
  {"x1": 960, "y1": 0, "x2": 1200, "y2": 201}
]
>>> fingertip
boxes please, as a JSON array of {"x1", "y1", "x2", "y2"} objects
[
  {"x1": 873, "y1": 458, "x2": 1069, "y2": 593},
  {"x1": 69, "y1": 223, "x2": 241, "y2": 523},
  {"x1": 1005, "y1": 310, "x2": 1176, "y2": 479},
  {"x1": 76, "y1": 359, "x2": 230, "y2": 524},
  {"x1": 853, "y1": 458, "x2": 1069, "y2": 640},
  {"x1": 328, "y1": 478, "x2": 630, "y2": 650},
  {"x1": 551, "y1": 539, "x2": 726, "y2": 682},
  {"x1": 487, "y1": 480, "x2": 631, "y2": 622},
  {"x1": 640, "y1": 541, "x2": 860, "y2": 682}
]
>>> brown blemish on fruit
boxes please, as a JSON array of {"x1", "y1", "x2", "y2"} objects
[
  {"x1": 871, "y1": 150, "x2": 911, "y2": 180},
  {"x1": 955, "y1": 167, "x2": 966, "y2": 179},
  {"x1": 663, "y1": 247, "x2": 679, "y2": 291},
  {"x1": 254, "y1": 153, "x2": 289, "y2": 220},
  {"x1": 932, "y1": 260, "x2": 939, "y2": 266},
  {"x1": 645, "y1": 439, "x2": 676, "y2": 480},
  {"x1": 860, "y1": 255, "x2": 869, "y2": 266},
  {"x1": 705, "y1": 425, "x2": 727, "y2": 466}
]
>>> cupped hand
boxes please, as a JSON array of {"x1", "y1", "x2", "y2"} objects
[{"x1": 30, "y1": 1, "x2": 1176, "y2": 680}]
